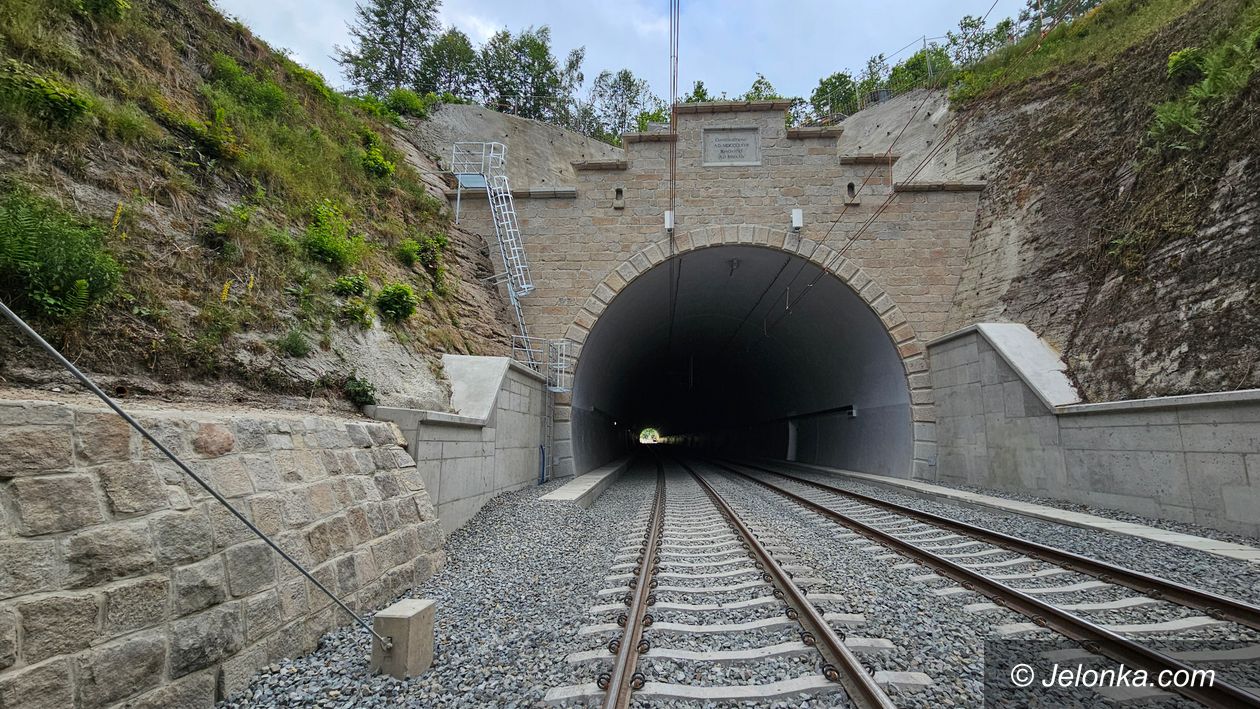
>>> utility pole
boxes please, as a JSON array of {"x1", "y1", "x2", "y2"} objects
[{"x1": 924, "y1": 35, "x2": 933, "y2": 86}]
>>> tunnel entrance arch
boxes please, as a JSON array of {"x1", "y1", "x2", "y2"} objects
[{"x1": 555, "y1": 224, "x2": 935, "y2": 479}]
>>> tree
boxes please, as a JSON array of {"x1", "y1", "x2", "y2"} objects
[
  {"x1": 680, "y1": 80, "x2": 720, "y2": 103},
  {"x1": 585, "y1": 68, "x2": 664, "y2": 142},
  {"x1": 887, "y1": 44, "x2": 952, "y2": 91},
  {"x1": 740, "y1": 73, "x2": 785, "y2": 101},
  {"x1": 856, "y1": 54, "x2": 889, "y2": 100},
  {"x1": 476, "y1": 26, "x2": 584, "y2": 123},
  {"x1": 809, "y1": 71, "x2": 856, "y2": 119},
  {"x1": 418, "y1": 27, "x2": 476, "y2": 96},
  {"x1": 946, "y1": 15, "x2": 1011, "y2": 66},
  {"x1": 634, "y1": 105, "x2": 668, "y2": 133},
  {"x1": 1019, "y1": 0, "x2": 1104, "y2": 36},
  {"x1": 335, "y1": 0, "x2": 439, "y2": 96}
]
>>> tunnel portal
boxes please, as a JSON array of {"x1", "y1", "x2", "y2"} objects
[{"x1": 570, "y1": 244, "x2": 912, "y2": 476}]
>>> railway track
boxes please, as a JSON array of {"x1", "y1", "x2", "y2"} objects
[
  {"x1": 544, "y1": 458, "x2": 906, "y2": 707},
  {"x1": 714, "y1": 457, "x2": 1260, "y2": 708}
]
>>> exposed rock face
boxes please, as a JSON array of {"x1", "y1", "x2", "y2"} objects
[
  {"x1": 404, "y1": 103, "x2": 624, "y2": 189},
  {"x1": 944, "y1": 0, "x2": 1259, "y2": 400}
]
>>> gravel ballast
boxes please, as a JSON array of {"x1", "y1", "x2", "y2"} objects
[
  {"x1": 222, "y1": 466, "x2": 657, "y2": 708},
  {"x1": 220, "y1": 455, "x2": 1260, "y2": 707}
]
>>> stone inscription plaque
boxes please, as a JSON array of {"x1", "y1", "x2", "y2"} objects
[{"x1": 703, "y1": 128, "x2": 761, "y2": 166}]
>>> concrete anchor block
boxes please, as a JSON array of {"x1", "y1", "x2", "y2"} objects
[{"x1": 370, "y1": 598, "x2": 436, "y2": 679}]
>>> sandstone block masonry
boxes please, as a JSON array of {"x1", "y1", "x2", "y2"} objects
[
  {"x1": 0, "y1": 398, "x2": 443, "y2": 707},
  {"x1": 451, "y1": 101, "x2": 983, "y2": 476}
]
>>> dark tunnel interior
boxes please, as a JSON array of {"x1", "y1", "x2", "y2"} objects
[{"x1": 570, "y1": 245, "x2": 912, "y2": 476}]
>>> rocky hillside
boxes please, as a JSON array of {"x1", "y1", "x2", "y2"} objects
[
  {"x1": 0, "y1": 0, "x2": 515, "y2": 410},
  {"x1": 946, "y1": 0, "x2": 1259, "y2": 400}
]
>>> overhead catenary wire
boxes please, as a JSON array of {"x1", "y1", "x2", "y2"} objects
[
  {"x1": 810, "y1": 0, "x2": 1016, "y2": 120},
  {"x1": 725, "y1": 0, "x2": 1016, "y2": 348},
  {"x1": 665, "y1": 0, "x2": 682, "y2": 365},
  {"x1": 0, "y1": 298, "x2": 392, "y2": 650},
  {"x1": 758, "y1": 0, "x2": 1089, "y2": 338}
]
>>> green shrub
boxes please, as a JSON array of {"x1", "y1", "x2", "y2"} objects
[
  {"x1": 415, "y1": 232, "x2": 448, "y2": 269},
  {"x1": 375, "y1": 282, "x2": 417, "y2": 321},
  {"x1": 80, "y1": 0, "x2": 130, "y2": 20},
  {"x1": 275, "y1": 328, "x2": 311, "y2": 357},
  {"x1": 209, "y1": 53, "x2": 290, "y2": 118},
  {"x1": 349, "y1": 95, "x2": 401, "y2": 126},
  {"x1": 331, "y1": 273, "x2": 368, "y2": 297},
  {"x1": 337, "y1": 296, "x2": 373, "y2": 329},
  {"x1": 396, "y1": 237, "x2": 421, "y2": 266},
  {"x1": 357, "y1": 129, "x2": 395, "y2": 178},
  {"x1": 343, "y1": 375, "x2": 377, "y2": 406},
  {"x1": 0, "y1": 60, "x2": 90, "y2": 126},
  {"x1": 385, "y1": 88, "x2": 425, "y2": 116},
  {"x1": 431, "y1": 263, "x2": 450, "y2": 297},
  {"x1": 1149, "y1": 101, "x2": 1202, "y2": 148},
  {"x1": 265, "y1": 224, "x2": 299, "y2": 256},
  {"x1": 0, "y1": 186, "x2": 122, "y2": 321},
  {"x1": 1149, "y1": 21, "x2": 1260, "y2": 150},
  {"x1": 284, "y1": 60, "x2": 337, "y2": 104},
  {"x1": 146, "y1": 93, "x2": 240, "y2": 160},
  {"x1": 361, "y1": 145, "x2": 395, "y2": 178},
  {"x1": 1167, "y1": 47, "x2": 1207, "y2": 84},
  {"x1": 301, "y1": 200, "x2": 365, "y2": 269}
]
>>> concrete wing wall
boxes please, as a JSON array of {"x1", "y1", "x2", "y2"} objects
[
  {"x1": 930, "y1": 327, "x2": 1260, "y2": 536},
  {"x1": 369, "y1": 356, "x2": 545, "y2": 535}
]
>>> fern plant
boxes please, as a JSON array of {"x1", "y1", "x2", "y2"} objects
[{"x1": 0, "y1": 185, "x2": 121, "y2": 320}]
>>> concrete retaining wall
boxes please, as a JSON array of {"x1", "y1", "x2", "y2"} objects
[
  {"x1": 0, "y1": 398, "x2": 443, "y2": 707},
  {"x1": 367, "y1": 355, "x2": 545, "y2": 534},
  {"x1": 930, "y1": 326, "x2": 1260, "y2": 536}
]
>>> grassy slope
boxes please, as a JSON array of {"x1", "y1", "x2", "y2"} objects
[{"x1": 0, "y1": 0, "x2": 504, "y2": 401}]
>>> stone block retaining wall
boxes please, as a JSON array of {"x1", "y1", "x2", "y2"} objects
[
  {"x1": 931, "y1": 330, "x2": 1260, "y2": 536},
  {"x1": 0, "y1": 399, "x2": 443, "y2": 707}
]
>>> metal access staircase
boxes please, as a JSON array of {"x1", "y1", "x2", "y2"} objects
[
  {"x1": 451, "y1": 142, "x2": 572, "y2": 481},
  {"x1": 452, "y1": 142, "x2": 534, "y2": 300}
]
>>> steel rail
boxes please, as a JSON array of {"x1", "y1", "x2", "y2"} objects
[
  {"x1": 712, "y1": 459, "x2": 1260, "y2": 709},
  {"x1": 677, "y1": 459, "x2": 897, "y2": 709},
  {"x1": 727, "y1": 458, "x2": 1260, "y2": 632},
  {"x1": 601, "y1": 461, "x2": 666, "y2": 709}
]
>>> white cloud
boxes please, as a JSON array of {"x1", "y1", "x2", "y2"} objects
[
  {"x1": 631, "y1": 15, "x2": 669, "y2": 38},
  {"x1": 441, "y1": 10, "x2": 500, "y2": 43}
]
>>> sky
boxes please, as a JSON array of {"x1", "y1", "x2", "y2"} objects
[{"x1": 211, "y1": 0, "x2": 1028, "y2": 100}]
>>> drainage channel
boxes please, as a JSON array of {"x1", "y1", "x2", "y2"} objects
[
  {"x1": 715, "y1": 458, "x2": 1260, "y2": 708},
  {"x1": 543, "y1": 457, "x2": 897, "y2": 707}
]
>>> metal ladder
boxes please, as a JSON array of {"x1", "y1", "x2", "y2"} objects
[
  {"x1": 452, "y1": 143, "x2": 534, "y2": 336},
  {"x1": 452, "y1": 142, "x2": 573, "y2": 481},
  {"x1": 486, "y1": 173, "x2": 534, "y2": 298}
]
